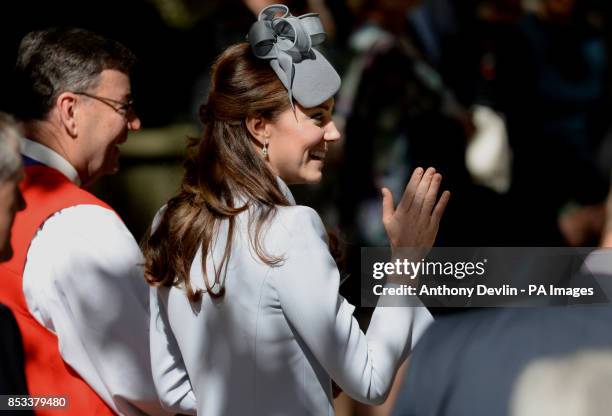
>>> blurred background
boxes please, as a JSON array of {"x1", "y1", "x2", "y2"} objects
[
  {"x1": 3, "y1": 0, "x2": 612, "y2": 414},
  {"x1": 2, "y1": 0, "x2": 612, "y2": 249}
]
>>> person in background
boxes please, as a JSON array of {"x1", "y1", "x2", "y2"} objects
[
  {"x1": 0, "y1": 28, "x2": 173, "y2": 415},
  {"x1": 493, "y1": 0, "x2": 610, "y2": 245},
  {"x1": 392, "y1": 305, "x2": 612, "y2": 416},
  {"x1": 0, "y1": 112, "x2": 29, "y2": 402},
  {"x1": 0, "y1": 112, "x2": 25, "y2": 262}
]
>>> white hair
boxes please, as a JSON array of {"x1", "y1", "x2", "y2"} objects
[
  {"x1": 511, "y1": 349, "x2": 612, "y2": 416},
  {"x1": 0, "y1": 112, "x2": 22, "y2": 183}
]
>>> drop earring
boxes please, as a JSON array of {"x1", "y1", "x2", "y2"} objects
[{"x1": 262, "y1": 139, "x2": 269, "y2": 158}]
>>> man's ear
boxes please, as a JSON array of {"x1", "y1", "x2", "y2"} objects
[
  {"x1": 245, "y1": 115, "x2": 270, "y2": 145},
  {"x1": 56, "y1": 92, "x2": 78, "y2": 137}
]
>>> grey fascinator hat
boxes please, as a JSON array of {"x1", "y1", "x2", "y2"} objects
[{"x1": 247, "y1": 4, "x2": 341, "y2": 108}]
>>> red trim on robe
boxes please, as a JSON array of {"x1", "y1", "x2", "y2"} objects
[{"x1": 0, "y1": 165, "x2": 116, "y2": 415}]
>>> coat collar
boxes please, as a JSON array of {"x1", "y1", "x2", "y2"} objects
[
  {"x1": 21, "y1": 138, "x2": 81, "y2": 186},
  {"x1": 276, "y1": 176, "x2": 296, "y2": 206}
]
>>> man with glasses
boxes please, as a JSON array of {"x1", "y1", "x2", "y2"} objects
[{"x1": 0, "y1": 28, "x2": 178, "y2": 415}]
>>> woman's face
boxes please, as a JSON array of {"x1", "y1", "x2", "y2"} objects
[{"x1": 266, "y1": 98, "x2": 340, "y2": 185}]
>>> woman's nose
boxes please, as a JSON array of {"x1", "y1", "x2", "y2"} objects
[{"x1": 323, "y1": 121, "x2": 341, "y2": 142}]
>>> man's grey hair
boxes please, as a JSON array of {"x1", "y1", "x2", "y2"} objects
[
  {"x1": 12, "y1": 27, "x2": 136, "y2": 120},
  {"x1": 0, "y1": 112, "x2": 23, "y2": 183}
]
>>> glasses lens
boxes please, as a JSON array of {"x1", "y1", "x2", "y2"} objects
[{"x1": 122, "y1": 101, "x2": 135, "y2": 116}]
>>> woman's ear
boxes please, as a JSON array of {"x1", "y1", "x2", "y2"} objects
[{"x1": 245, "y1": 116, "x2": 270, "y2": 145}]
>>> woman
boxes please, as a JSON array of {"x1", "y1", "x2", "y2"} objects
[{"x1": 142, "y1": 5, "x2": 449, "y2": 415}]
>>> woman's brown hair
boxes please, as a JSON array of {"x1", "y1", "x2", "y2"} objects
[{"x1": 141, "y1": 43, "x2": 292, "y2": 302}]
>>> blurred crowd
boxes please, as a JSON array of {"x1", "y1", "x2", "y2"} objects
[
  {"x1": 2, "y1": 0, "x2": 612, "y2": 252},
  {"x1": 2, "y1": 0, "x2": 612, "y2": 415}
]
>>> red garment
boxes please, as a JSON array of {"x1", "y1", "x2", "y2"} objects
[{"x1": 0, "y1": 164, "x2": 115, "y2": 415}]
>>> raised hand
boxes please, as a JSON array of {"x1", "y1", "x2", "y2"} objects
[{"x1": 381, "y1": 167, "x2": 450, "y2": 258}]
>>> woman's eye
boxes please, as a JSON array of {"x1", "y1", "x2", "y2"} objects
[{"x1": 311, "y1": 113, "x2": 324, "y2": 123}]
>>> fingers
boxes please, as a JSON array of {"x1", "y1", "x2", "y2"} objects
[
  {"x1": 381, "y1": 187, "x2": 394, "y2": 225},
  {"x1": 431, "y1": 190, "x2": 451, "y2": 225},
  {"x1": 421, "y1": 173, "x2": 442, "y2": 217},
  {"x1": 411, "y1": 167, "x2": 436, "y2": 212},
  {"x1": 393, "y1": 166, "x2": 449, "y2": 225},
  {"x1": 397, "y1": 167, "x2": 424, "y2": 213}
]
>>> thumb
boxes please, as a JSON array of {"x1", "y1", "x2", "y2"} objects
[{"x1": 381, "y1": 187, "x2": 394, "y2": 224}]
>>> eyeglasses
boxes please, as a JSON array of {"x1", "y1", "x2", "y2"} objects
[{"x1": 73, "y1": 91, "x2": 135, "y2": 117}]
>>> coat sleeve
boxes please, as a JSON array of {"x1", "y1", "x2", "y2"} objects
[
  {"x1": 149, "y1": 287, "x2": 197, "y2": 414},
  {"x1": 271, "y1": 206, "x2": 433, "y2": 405}
]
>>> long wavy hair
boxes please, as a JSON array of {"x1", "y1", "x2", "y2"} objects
[{"x1": 141, "y1": 43, "x2": 293, "y2": 302}]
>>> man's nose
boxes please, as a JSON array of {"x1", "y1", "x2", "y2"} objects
[{"x1": 128, "y1": 113, "x2": 141, "y2": 131}]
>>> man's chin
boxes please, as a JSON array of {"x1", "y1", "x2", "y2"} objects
[
  {"x1": 96, "y1": 160, "x2": 120, "y2": 179},
  {"x1": 104, "y1": 147, "x2": 121, "y2": 175},
  {"x1": 107, "y1": 162, "x2": 120, "y2": 175},
  {"x1": 82, "y1": 168, "x2": 115, "y2": 189}
]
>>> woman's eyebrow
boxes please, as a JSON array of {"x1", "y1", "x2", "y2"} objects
[{"x1": 314, "y1": 102, "x2": 333, "y2": 112}]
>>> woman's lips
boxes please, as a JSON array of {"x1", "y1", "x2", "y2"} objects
[{"x1": 309, "y1": 149, "x2": 326, "y2": 160}]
